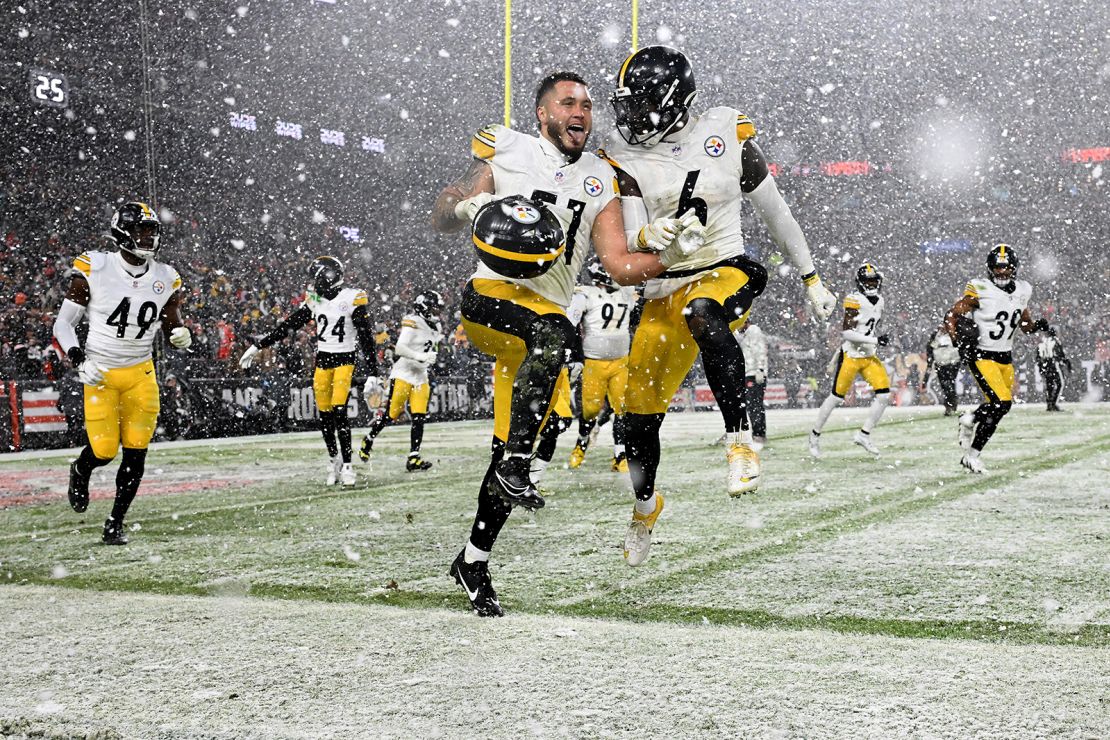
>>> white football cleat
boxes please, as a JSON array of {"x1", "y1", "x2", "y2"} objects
[
  {"x1": 624, "y1": 494, "x2": 664, "y2": 567},
  {"x1": 957, "y1": 413, "x2": 976, "y2": 450},
  {"x1": 960, "y1": 454, "x2": 987, "y2": 474},
  {"x1": 727, "y1": 443, "x2": 761, "y2": 496},
  {"x1": 808, "y1": 431, "x2": 822, "y2": 459},
  {"x1": 340, "y1": 462, "x2": 356, "y2": 486},
  {"x1": 853, "y1": 430, "x2": 881, "y2": 456},
  {"x1": 325, "y1": 455, "x2": 340, "y2": 486}
]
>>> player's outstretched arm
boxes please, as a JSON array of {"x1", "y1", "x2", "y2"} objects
[
  {"x1": 432, "y1": 159, "x2": 495, "y2": 233},
  {"x1": 240, "y1": 305, "x2": 312, "y2": 370},
  {"x1": 53, "y1": 275, "x2": 90, "y2": 362}
]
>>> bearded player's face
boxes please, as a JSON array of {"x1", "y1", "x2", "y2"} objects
[{"x1": 538, "y1": 81, "x2": 592, "y2": 157}]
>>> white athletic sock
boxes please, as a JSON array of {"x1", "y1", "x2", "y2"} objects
[
  {"x1": 813, "y1": 395, "x2": 843, "y2": 434},
  {"x1": 464, "y1": 541, "x2": 490, "y2": 564},
  {"x1": 862, "y1": 392, "x2": 891, "y2": 434},
  {"x1": 613, "y1": 444, "x2": 625, "y2": 458},
  {"x1": 967, "y1": 448, "x2": 980, "y2": 459},
  {"x1": 529, "y1": 457, "x2": 549, "y2": 486},
  {"x1": 724, "y1": 430, "x2": 753, "y2": 447},
  {"x1": 635, "y1": 493, "x2": 657, "y2": 517}
]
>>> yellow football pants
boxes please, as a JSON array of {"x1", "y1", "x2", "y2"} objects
[
  {"x1": 83, "y1": 359, "x2": 160, "y2": 460},
  {"x1": 581, "y1": 356, "x2": 628, "y2": 420},
  {"x1": 626, "y1": 267, "x2": 752, "y2": 415},
  {"x1": 313, "y1": 364, "x2": 354, "y2": 412},
  {"x1": 970, "y1": 358, "x2": 1014, "y2": 403},
  {"x1": 832, "y1": 353, "x2": 891, "y2": 397},
  {"x1": 386, "y1": 378, "x2": 431, "y2": 418}
]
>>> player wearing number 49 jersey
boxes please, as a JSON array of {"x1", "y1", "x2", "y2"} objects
[
  {"x1": 239, "y1": 256, "x2": 378, "y2": 487},
  {"x1": 945, "y1": 244, "x2": 1048, "y2": 473},
  {"x1": 53, "y1": 202, "x2": 193, "y2": 545}
]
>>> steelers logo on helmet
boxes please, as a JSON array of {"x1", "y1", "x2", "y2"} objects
[
  {"x1": 986, "y1": 243, "x2": 1019, "y2": 288},
  {"x1": 472, "y1": 195, "x2": 565, "y2": 280},
  {"x1": 111, "y1": 201, "x2": 161, "y2": 260},
  {"x1": 309, "y1": 255, "x2": 344, "y2": 300},
  {"x1": 855, "y1": 262, "x2": 883, "y2": 297}
]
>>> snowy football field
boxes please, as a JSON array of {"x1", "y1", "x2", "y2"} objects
[{"x1": 1, "y1": 405, "x2": 1108, "y2": 738}]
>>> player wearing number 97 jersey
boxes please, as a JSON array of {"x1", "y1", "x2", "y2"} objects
[
  {"x1": 239, "y1": 256, "x2": 378, "y2": 487},
  {"x1": 945, "y1": 244, "x2": 1047, "y2": 473},
  {"x1": 432, "y1": 70, "x2": 677, "y2": 618},
  {"x1": 52, "y1": 201, "x2": 192, "y2": 545}
]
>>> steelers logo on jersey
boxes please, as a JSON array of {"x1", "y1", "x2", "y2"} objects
[
  {"x1": 152, "y1": 280, "x2": 165, "y2": 295},
  {"x1": 704, "y1": 136, "x2": 726, "y2": 157},
  {"x1": 511, "y1": 203, "x2": 541, "y2": 224},
  {"x1": 583, "y1": 176, "x2": 604, "y2": 197}
]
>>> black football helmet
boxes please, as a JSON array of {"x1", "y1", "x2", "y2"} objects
[
  {"x1": 413, "y1": 289, "x2": 444, "y2": 322},
  {"x1": 986, "y1": 244, "x2": 1018, "y2": 288},
  {"x1": 471, "y1": 195, "x2": 565, "y2": 279},
  {"x1": 110, "y1": 201, "x2": 161, "y2": 260},
  {"x1": 309, "y1": 256, "x2": 344, "y2": 299},
  {"x1": 855, "y1": 262, "x2": 883, "y2": 297},
  {"x1": 585, "y1": 257, "x2": 615, "y2": 290},
  {"x1": 610, "y1": 46, "x2": 698, "y2": 147}
]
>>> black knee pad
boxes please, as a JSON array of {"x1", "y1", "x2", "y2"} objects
[{"x1": 684, "y1": 298, "x2": 735, "y2": 352}]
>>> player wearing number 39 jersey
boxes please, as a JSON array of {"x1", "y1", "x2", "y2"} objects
[
  {"x1": 52, "y1": 201, "x2": 193, "y2": 545},
  {"x1": 432, "y1": 70, "x2": 675, "y2": 618},
  {"x1": 945, "y1": 244, "x2": 1047, "y2": 473},
  {"x1": 239, "y1": 256, "x2": 378, "y2": 487}
]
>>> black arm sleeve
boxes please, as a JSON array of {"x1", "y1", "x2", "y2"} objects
[
  {"x1": 258, "y1": 305, "x2": 312, "y2": 348},
  {"x1": 351, "y1": 305, "x2": 378, "y2": 376}
]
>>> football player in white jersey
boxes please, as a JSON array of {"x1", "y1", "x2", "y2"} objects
[
  {"x1": 52, "y1": 202, "x2": 193, "y2": 545},
  {"x1": 358, "y1": 289, "x2": 443, "y2": 471},
  {"x1": 602, "y1": 46, "x2": 837, "y2": 566},
  {"x1": 809, "y1": 263, "x2": 892, "y2": 458},
  {"x1": 239, "y1": 256, "x2": 378, "y2": 486},
  {"x1": 432, "y1": 71, "x2": 682, "y2": 616},
  {"x1": 945, "y1": 244, "x2": 1049, "y2": 473},
  {"x1": 566, "y1": 258, "x2": 637, "y2": 472}
]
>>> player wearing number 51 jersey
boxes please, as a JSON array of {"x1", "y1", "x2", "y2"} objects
[
  {"x1": 53, "y1": 201, "x2": 193, "y2": 545},
  {"x1": 946, "y1": 244, "x2": 1048, "y2": 473},
  {"x1": 239, "y1": 256, "x2": 378, "y2": 487}
]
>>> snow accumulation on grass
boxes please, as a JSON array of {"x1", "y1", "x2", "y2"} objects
[
  {"x1": 1, "y1": 585, "x2": 1108, "y2": 739},
  {"x1": 0, "y1": 405, "x2": 1107, "y2": 737}
]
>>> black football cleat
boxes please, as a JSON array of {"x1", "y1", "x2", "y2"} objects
[
  {"x1": 406, "y1": 455, "x2": 433, "y2": 472},
  {"x1": 67, "y1": 460, "x2": 90, "y2": 513},
  {"x1": 492, "y1": 455, "x2": 545, "y2": 510},
  {"x1": 102, "y1": 518, "x2": 129, "y2": 546},
  {"x1": 449, "y1": 550, "x2": 503, "y2": 617}
]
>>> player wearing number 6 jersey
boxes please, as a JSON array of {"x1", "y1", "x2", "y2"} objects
[
  {"x1": 52, "y1": 201, "x2": 193, "y2": 545},
  {"x1": 945, "y1": 244, "x2": 1047, "y2": 473},
  {"x1": 239, "y1": 256, "x2": 378, "y2": 487},
  {"x1": 432, "y1": 70, "x2": 676, "y2": 617},
  {"x1": 602, "y1": 46, "x2": 837, "y2": 566}
]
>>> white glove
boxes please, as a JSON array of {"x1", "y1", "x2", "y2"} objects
[
  {"x1": 567, "y1": 361, "x2": 583, "y2": 387},
  {"x1": 419, "y1": 351, "x2": 438, "y2": 365},
  {"x1": 363, "y1": 376, "x2": 384, "y2": 400},
  {"x1": 169, "y1": 326, "x2": 192, "y2": 349},
  {"x1": 77, "y1": 359, "x2": 108, "y2": 387},
  {"x1": 805, "y1": 278, "x2": 837, "y2": 322},
  {"x1": 631, "y1": 217, "x2": 682, "y2": 253},
  {"x1": 753, "y1": 369, "x2": 766, "y2": 385},
  {"x1": 238, "y1": 344, "x2": 260, "y2": 369},
  {"x1": 454, "y1": 192, "x2": 495, "y2": 223}
]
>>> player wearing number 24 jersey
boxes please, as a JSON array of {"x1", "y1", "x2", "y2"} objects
[
  {"x1": 945, "y1": 244, "x2": 1047, "y2": 474},
  {"x1": 432, "y1": 71, "x2": 677, "y2": 618},
  {"x1": 239, "y1": 256, "x2": 378, "y2": 487},
  {"x1": 52, "y1": 201, "x2": 193, "y2": 545}
]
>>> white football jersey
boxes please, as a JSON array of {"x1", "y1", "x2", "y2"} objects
[
  {"x1": 390, "y1": 313, "x2": 440, "y2": 386},
  {"x1": 1035, "y1": 336, "x2": 1059, "y2": 362},
  {"x1": 603, "y1": 107, "x2": 756, "y2": 299},
  {"x1": 306, "y1": 287, "x2": 368, "y2": 354},
  {"x1": 841, "y1": 292, "x2": 884, "y2": 358},
  {"x1": 470, "y1": 124, "x2": 619, "y2": 307},
  {"x1": 567, "y1": 284, "x2": 637, "y2": 360},
  {"x1": 74, "y1": 251, "x2": 182, "y2": 369},
  {"x1": 735, "y1": 324, "x2": 769, "y2": 376},
  {"x1": 965, "y1": 278, "x2": 1033, "y2": 354}
]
